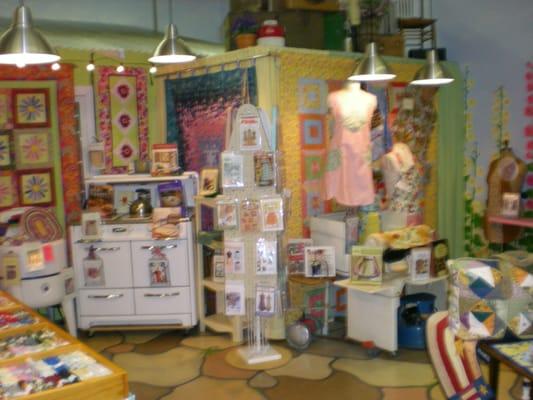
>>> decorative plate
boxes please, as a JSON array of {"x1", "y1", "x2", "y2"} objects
[{"x1": 20, "y1": 208, "x2": 63, "y2": 242}]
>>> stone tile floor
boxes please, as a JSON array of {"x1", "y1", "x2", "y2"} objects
[{"x1": 79, "y1": 329, "x2": 525, "y2": 400}]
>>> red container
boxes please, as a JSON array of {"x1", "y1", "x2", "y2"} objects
[{"x1": 257, "y1": 20, "x2": 285, "y2": 46}]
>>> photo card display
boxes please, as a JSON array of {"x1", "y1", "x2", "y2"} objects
[
  {"x1": 256, "y1": 238, "x2": 277, "y2": 275},
  {"x1": 304, "y1": 246, "x2": 335, "y2": 278},
  {"x1": 256, "y1": 285, "x2": 276, "y2": 317},
  {"x1": 199, "y1": 168, "x2": 219, "y2": 197},
  {"x1": 287, "y1": 238, "x2": 313, "y2": 275},
  {"x1": 224, "y1": 240, "x2": 244, "y2": 274},
  {"x1": 81, "y1": 212, "x2": 102, "y2": 241},
  {"x1": 260, "y1": 196, "x2": 284, "y2": 232},
  {"x1": 409, "y1": 246, "x2": 432, "y2": 281},
  {"x1": 213, "y1": 254, "x2": 225, "y2": 283},
  {"x1": 148, "y1": 248, "x2": 170, "y2": 287},
  {"x1": 225, "y1": 280, "x2": 245, "y2": 316},
  {"x1": 216, "y1": 198, "x2": 239, "y2": 230},
  {"x1": 239, "y1": 114, "x2": 262, "y2": 151},
  {"x1": 221, "y1": 152, "x2": 244, "y2": 188},
  {"x1": 350, "y1": 246, "x2": 383, "y2": 285}
]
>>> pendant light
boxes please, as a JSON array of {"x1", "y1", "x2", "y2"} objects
[
  {"x1": 348, "y1": 42, "x2": 396, "y2": 82},
  {"x1": 410, "y1": 49, "x2": 454, "y2": 86},
  {"x1": 0, "y1": 2, "x2": 60, "y2": 65},
  {"x1": 148, "y1": 0, "x2": 196, "y2": 64}
]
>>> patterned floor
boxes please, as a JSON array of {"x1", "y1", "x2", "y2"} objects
[{"x1": 79, "y1": 329, "x2": 525, "y2": 400}]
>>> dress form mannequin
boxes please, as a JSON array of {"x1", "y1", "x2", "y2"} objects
[
  {"x1": 484, "y1": 143, "x2": 526, "y2": 243},
  {"x1": 323, "y1": 81, "x2": 377, "y2": 206}
]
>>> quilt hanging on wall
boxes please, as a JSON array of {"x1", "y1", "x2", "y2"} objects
[
  {"x1": 165, "y1": 67, "x2": 257, "y2": 172},
  {"x1": 96, "y1": 66, "x2": 149, "y2": 174}
]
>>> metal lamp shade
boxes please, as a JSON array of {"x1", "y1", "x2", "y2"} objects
[
  {"x1": 410, "y1": 49, "x2": 454, "y2": 86},
  {"x1": 349, "y1": 42, "x2": 396, "y2": 82},
  {"x1": 148, "y1": 23, "x2": 196, "y2": 64},
  {"x1": 0, "y1": 5, "x2": 60, "y2": 65}
]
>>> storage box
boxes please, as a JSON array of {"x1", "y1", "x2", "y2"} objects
[
  {"x1": 359, "y1": 33, "x2": 405, "y2": 57},
  {"x1": 310, "y1": 212, "x2": 352, "y2": 275}
]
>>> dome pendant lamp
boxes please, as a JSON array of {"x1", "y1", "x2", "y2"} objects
[
  {"x1": 410, "y1": 49, "x2": 454, "y2": 86},
  {"x1": 148, "y1": 0, "x2": 196, "y2": 64},
  {"x1": 348, "y1": 42, "x2": 396, "y2": 82},
  {"x1": 0, "y1": 2, "x2": 60, "y2": 65}
]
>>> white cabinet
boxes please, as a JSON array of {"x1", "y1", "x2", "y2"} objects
[{"x1": 70, "y1": 222, "x2": 197, "y2": 331}]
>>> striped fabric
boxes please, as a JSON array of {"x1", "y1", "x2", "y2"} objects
[{"x1": 427, "y1": 311, "x2": 494, "y2": 400}]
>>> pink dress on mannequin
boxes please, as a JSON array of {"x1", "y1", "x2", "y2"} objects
[{"x1": 323, "y1": 85, "x2": 377, "y2": 206}]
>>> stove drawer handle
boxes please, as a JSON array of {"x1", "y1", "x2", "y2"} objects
[
  {"x1": 144, "y1": 292, "x2": 180, "y2": 298},
  {"x1": 88, "y1": 293, "x2": 123, "y2": 300},
  {"x1": 140, "y1": 244, "x2": 178, "y2": 250},
  {"x1": 91, "y1": 247, "x2": 121, "y2": 252}
]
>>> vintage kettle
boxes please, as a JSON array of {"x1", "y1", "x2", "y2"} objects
[{"x1": 129, "y1": 188, "x2": 153, "y2": 217}]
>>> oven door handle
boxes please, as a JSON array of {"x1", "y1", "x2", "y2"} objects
[
  {"x1": 88, "y1": 293, "x2": 123, "y2": 300},
  {"x1": 144, "y1": 292, "x2": 180, "y2": 298}
]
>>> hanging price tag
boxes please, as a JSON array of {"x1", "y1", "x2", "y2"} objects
[{"x1": 1, "y1": 253, "x2": 21, "y2": 287}]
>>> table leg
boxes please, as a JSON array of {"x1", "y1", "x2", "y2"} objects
[
  {"x1": 61, "y1": 297, "x2": 77, "y2": 337},
  {"x1": 488, "y1": 356, "x2": 500, "y2": 396}
]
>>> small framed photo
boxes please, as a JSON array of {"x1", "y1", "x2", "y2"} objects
[
  {"x1": 17, "y1": 168, "x2": 54, "y2": 207},
  {"x1": 409, "y1": 246, "x2": 432, "y2": 282},
  {"x1": 12, "y1": 88, "x2": 50, "y2": 128},
  {"x1": 0, "y1": 130, "x2": 13, "y2": 169},
  {"x1": 351, "y1": 246, "x2": 383, "y2": 285},
  {"x1": 81, "y1": 212, "x2": 102, "y2": 241},
  {"x1": 200, "y1": 168, "x2": 219, "y2": 196},
  {"x1": 151, "y1": 144, "x2": 178, "y2": 176},
  {"x1": 221, "y1": 152, "x2": 244, "y2": 188},
  {"x1": 148, "y1": 251, "x2": 170, "y2": 286},
  {"x1": 216, "y1": 198, "x2": 238, "y2": 230},
  {"x1": 305, "y1": 246, "x2": 335, "y2": 278},
  {"x1": 213, "y1": 254, "x2": 225, "y2": 283},
  {"x1": 224, "y1": 240, "x2": 245, "y2": 274},
  {"x1": 14, "y1": 130, "x2": 51, "y2": 169},
  {"x1": 256, "y1": 285, "x2": 276, "y2": 317},
  {"x1": 260, "y1": 197, "x2": 284, "y2": 232},
  {"x1": 256, "y1": 238, "x2": 277, "y2": 275},
  {"x1": 225, "y1": 280, "x2": 245, "y2": 315},
  {"x1": 501, "y1": 192, "x2": 520, "y2": 217},
  {"x1": 113, "y1": 185, "x2": 137, "y2": 214},
  {"x1": 254, "y1": 151, "x2": 275, "y2": 187},
  {"x1": 239, "y1": 114, "x2": 262, "y2": 151}
]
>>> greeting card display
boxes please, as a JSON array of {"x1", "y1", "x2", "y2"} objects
[
  {"x1": 221, "y1": 152, "x2": 244, "y2": 188},
  {"x1": 225, "y1": 280, "x2": 245, "y2": 315},
  {"x1": 148, "y1": 248, "x2": 170, "y2": 286},
  {"x1": 1, "y1": 253, "x2": 20, "y2": 287},
  {"x1": 83, "y1": 246, "x2": 105, "y2": 287},
  {"x1": 240, "y1": 199, "x2": 260, "y2": 233},
  {"x1": 256, "y1": 285, "x2": 276, "y2": 317},
  {"x1": 287, "y1": 238, "x2": 313, "y2": 275},
  {"x1": 81, "y1": 212, "x2": 102, "y2": 241},
  {"x1": 260, "y1": 197, "x2": 284, "y2": 231},
  {"x1": 256, "y1": 239, "x2": 277, "y2": 275},
  {"x1": 199, "y1": 168, "x2": 219, "y2": 196},
  {"x1": 305, "y1": 246, "x2": 335, "y2": 277},
  {"x1": 409, "y1": 246, "x2": 432, "y2": 281},
  {"x1": 151, "y1": 144, "x2": 178, "y2": 176},
  {"x1": 216, "y1": 198, "x2": 239, "y2": 230},
  {"x1": 213, "y1": 254, "x2": 225, "y2": 283},
  {"x1": 350, "y1": 246, "x2": 383, "y2": 285},
  {"x1": 152, "y1": 207, "x2": 182, "y2": 239},
  {"x1": 254, "y1": 152, "x2": 275, "y2": 187},
  {"x1": 224, "y1": 240, "x2": 244, "y2": 274}
]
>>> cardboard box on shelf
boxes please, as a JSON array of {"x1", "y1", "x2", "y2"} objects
[
  {"x1": 360, "y1": 33, "x2": 405, "y2": 57},
  {"x1": 284, "y1": 0, "x2": 340, "y2": 11}
]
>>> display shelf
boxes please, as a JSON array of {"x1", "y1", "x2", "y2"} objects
[
  {"x1": 488, "y1": 215, "x2": 533, "y2": 229},
  {"x1": 0, "y1": 291, "x2": 128, "y2": 400},
  {"x1": 203, "y1": 278, "x2": 224, "y2": 292},
  {"x1": 85, "y1": 174, "x2": 186, "y2": 184},
  {"x1": 204, "y1": 314, "x2": 235, "y2": 333}
]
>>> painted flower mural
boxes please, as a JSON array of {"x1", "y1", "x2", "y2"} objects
[{"x1": 23, "y1": 174, "x2": 48, "y2": 201}]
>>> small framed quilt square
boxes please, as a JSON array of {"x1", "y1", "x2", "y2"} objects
[
  {"x1": 0, "y1": 131, "x2": 13, "y2": 169},
  {"x1": 14, "y1": 130, "x2": 51, "y2": 169},
  {"x1": 12, "y1": 88, "x2": 50, "y2": 129},
  {"x1": 17, "y1": 168, "x2": 55, "y2": 207},
  {"x1": 0, "y1": 172, "x2": 17, "y2": 210}
]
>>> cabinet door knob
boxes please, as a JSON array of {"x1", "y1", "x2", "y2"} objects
[
  {"x1": 144, "y1": 292, "x2": 180, "y2": 298},
  {"x1": 88, "y1": 293, "x2": 123, "y2": 299}
]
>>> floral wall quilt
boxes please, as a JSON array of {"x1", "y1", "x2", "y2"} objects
[{"x1": 96, "y1": 67, "x2": 149, "y2": 174}]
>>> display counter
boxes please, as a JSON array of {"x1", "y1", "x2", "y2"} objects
[{"x1": 0, "y1": 291, "x2": 128, "y2": 399}]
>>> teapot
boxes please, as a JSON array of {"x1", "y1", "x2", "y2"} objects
[{"x1": 129, "y1": 189, "x2": 153, "y2": 217}]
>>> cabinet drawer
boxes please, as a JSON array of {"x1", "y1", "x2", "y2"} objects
[
  {"x1": 73, "y1": 241, "x2": 132, "y2": 288},
  {"x1": 134, "y1": 287, "x2": 191, "y2": 315},
  {"x1": 78, "y1": 289, "x2": 134, "y2": 316},
  {"x1": 131, "y1": 240, "x2": 189, "y2": 287}
]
